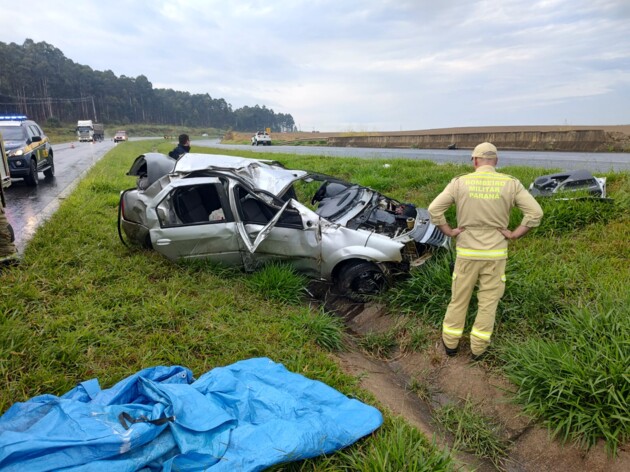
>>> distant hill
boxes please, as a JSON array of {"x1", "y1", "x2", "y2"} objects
[{"x1": 0, "y1": 39, "x2": 295, "y2": 132}]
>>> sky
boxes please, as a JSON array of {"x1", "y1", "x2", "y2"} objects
[{"x1": 1, "y1": 0, "x2": 629, "y2": 132}]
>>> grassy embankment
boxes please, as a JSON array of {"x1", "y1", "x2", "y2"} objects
[
  {"x1": 167, "y1": 144, "x2": 629, "y2": 459},
  {"x1": 0, "y1": 140, "x2": 455, "y2": 471},
  {"x1": 1, "y1": 140, "x2": 628, "y2": 467}
]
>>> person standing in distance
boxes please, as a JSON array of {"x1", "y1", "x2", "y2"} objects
[
  {"x1": 169, "y1": 133, "x2": 191, "y2": 160},
  {"x1": 427, "y1": 142, "x2": 543, "y2": 360},
  {"x1": 0, "y1": 179, "x2": 18, "y2": 266}
]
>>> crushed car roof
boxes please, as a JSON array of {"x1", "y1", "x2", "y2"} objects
[{"x1": 174, "y1": 153, "x2": 308, "y2": 195}]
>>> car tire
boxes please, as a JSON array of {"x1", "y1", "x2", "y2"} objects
[
  {"x1": 256, "y1": 141, "x2": 260, "y2": 146},
  {"x1": 25, "y1": 158, "x2": 39, "y2": 186},
  {"x1": 337, "y1": 261, "x2": 386, "y2": 302},
  {"x1": 44, "y1": 155, "x2": 55, "y2": 178}
]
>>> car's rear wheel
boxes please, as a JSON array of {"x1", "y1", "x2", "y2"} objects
[
  {"x1": 25, "y1": 158, "x2": 39, "y2": 186},
  {"x1": 44, "y1": 155, "x2": 55, "y2": 178},
  {"x1": 337, "y1": 261, "x2": 386, "y2": 302}
]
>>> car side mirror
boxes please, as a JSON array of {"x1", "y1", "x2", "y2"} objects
[{"x1": 31, "y1": 136, "x2": 42, "y2": 143}]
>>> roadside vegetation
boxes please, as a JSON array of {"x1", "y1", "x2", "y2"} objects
[
  {"x1": 0, "y1": 140, "x2": 457, "y2": 470},
  {"x1": 1, "y1": 140, "x2": 627, "y2": 468},
  {"x1": 154, "y1": 144, "x2": 629, "y2": 457},
  {"x1": 435, "y1": 397, "x2": 511, "y2": 470}
]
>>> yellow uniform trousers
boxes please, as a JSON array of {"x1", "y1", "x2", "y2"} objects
[
  {"x1": 0, "y1": 208, "x2": 17, "y2": 260},
  {"x1": 442, "y1": 258, "x2": 507, "y2": 356}
]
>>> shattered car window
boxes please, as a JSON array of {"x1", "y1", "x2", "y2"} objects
[
  {"x1": 236, "y1": 186, "x2": 303, "y2": 228},
  {"x1": 157, "y1": 182, "x2": 229, "y2": 227}
]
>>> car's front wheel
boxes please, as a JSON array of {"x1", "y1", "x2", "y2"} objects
[
  {"x1": 337, "y1": 261, "x2": 386, "y2": 302},
  {"x1": 25, "y1": 158, "x2": 39, "y2": 186},
  {"x1": 44, "y1": 155, "x2": 55, "y2": 178}
]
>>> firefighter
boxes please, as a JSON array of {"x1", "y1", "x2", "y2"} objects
[
  {"x1": 0, "y1": 184, "x2": 18, "y2": 265},
  {"x1": 428, "y1": 142, "x2": 543, "y2": 360}
]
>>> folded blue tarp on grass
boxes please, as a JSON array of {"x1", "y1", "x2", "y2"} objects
[{"x1": 0, "y1": 357, "x2": 382, "y2": 471}]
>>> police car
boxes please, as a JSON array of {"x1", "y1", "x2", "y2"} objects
[{"x1": 0, "y1": 115, "x2": 54, "y2": 186}]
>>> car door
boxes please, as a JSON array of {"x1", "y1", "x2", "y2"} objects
[
  {"x1": 27, "y1": 124, "x2": 46, "y2": 166},
  {"x1": 148, "y1": 178, "x2": 243, "y2": 266},
  {"x1": 233, "y1": 185, "x2": 322, "y2": 276}
]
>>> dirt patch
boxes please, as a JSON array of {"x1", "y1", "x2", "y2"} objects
[{"x1": 323, "y1": 295, "x2": 630, "y2": 471}]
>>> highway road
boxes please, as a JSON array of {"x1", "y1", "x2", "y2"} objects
[
  {"x1": 4, "y1": 140, "x2": 116, "y2": 252},
  {"x1": 194, "y1": 139, "x2": 630, "y2": 172}
]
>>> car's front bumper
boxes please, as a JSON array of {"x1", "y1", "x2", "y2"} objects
[{"x1": 7, "y1": 158, "x2": 30, "y2": 177}]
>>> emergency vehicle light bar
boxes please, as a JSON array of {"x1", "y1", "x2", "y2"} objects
[{"x1": 0, "y1": 115, "x2": 28, "y2": 121}]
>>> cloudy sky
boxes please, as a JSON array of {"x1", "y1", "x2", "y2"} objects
[{"x1": 1, "y1": 0, "x2": 629, "y2": 131}]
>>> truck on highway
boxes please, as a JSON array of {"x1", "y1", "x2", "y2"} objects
[
  {"x1": 93, "y1": 123, "x2": 104, "y2": 141},
  {"x1": 76, "y1": 120, "x2": 104, "y2": 142}
]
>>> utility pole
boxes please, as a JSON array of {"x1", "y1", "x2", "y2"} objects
[{"x1": 91, "y1": 96, "x2": 98, "y2": 122}]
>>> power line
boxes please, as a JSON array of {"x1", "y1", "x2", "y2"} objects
[{"x1": 0, "y1": 94, "x2": 94, "y2": 103}]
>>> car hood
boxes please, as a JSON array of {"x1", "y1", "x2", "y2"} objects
[
  {"x1": 304, "y1": 174, "x2": 448, "y2": 247},
  {"x1": 3, "y1": 141, "x2": 25, "y2": 151}
]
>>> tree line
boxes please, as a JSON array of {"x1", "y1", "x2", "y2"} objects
[{"x1": 0, "y1": 39, "x2": 295, "y2": 132}]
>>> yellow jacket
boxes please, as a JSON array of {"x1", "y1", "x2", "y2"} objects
[{"x1": 428, "y1": 165, "x2": 543, "y2": 260}]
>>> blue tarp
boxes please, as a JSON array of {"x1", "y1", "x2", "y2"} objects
[{"x1": 0, "y1": 358, "x2": 382, "y2": 471}]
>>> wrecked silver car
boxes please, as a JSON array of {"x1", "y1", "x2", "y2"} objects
[
  {"x1": 529, "y1": 169, "x2": 607, "y2": 198},
  {"x1": 118, "y1": 153, "x2": 449, "y2": 300}
]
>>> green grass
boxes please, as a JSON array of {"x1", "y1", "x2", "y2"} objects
[
  {"x1": 292, "y1": 307, "x2": 346, "y2": 352},
  {"x1": 154, "y1": 146, "x2": 630, "y2": 454},
  {"x1": 0, "y1": 139, "x2": 454, "y2": 469},
  {"x1": 435, "y1": 397, "x2": 511, "y2": 470},
  {"x1": 246, "y1": 262, "x2": 308, "y2": 305},
  {"x1": 268, "y1": 416, "x2": 455, "y2": 471},
  {"x1": 501, "y1": 299, "x2": 630, "y2": 456},
  {"x1": 2, "y1": 140, "x2": 628, "y2": 463},
  {"x1": 357, "y1": 330, "x2": 398, "y2": 359}
]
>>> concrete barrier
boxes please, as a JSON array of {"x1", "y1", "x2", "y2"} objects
[{"x1": 328, "y1": 130, "x2": 630, "y2": 152}]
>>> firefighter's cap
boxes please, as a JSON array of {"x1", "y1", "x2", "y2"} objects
[{"x1": 471, "y1": 142, "x2": 498, "y2": 159}]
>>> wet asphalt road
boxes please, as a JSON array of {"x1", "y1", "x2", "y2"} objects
[
  {"x1": 4, "y1": 140, "x2": 116, "y2": 252},
  {"x1": 194, "y1": 139, "x2": 630, "y2": 173}
]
